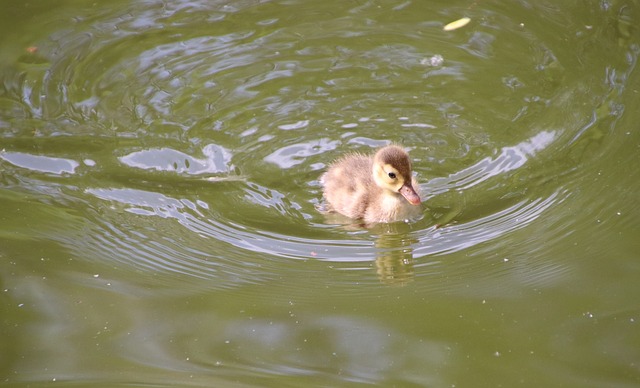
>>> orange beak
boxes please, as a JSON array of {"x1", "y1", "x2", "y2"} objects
[{"x1": 399, "y1": 183, "x2": 421, "y2": 205}]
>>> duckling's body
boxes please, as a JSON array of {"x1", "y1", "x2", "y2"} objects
[{"x1": 321, "y1": 145, "x2": 422, "y2": 224}]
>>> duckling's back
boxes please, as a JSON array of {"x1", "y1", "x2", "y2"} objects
[{"x1": 321, "y1": 154, "x2": 374, "y2": 220}]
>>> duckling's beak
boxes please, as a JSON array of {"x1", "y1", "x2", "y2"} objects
[{"x1": 399, "y1": 183, "x2": 421, "y2": 205}]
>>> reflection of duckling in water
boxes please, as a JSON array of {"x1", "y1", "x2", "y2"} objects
[
  {"x1": 320, "y1": 145, "x2": 422, "y2": 224},
  {"x1": 372, "y1": 223, "x2": 417, "y2": 285}
]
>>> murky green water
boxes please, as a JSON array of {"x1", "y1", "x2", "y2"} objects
[{"x1": 1, "y1": 0, "x2": 639, "y2": 386}]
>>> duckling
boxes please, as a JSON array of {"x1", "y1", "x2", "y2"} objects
[{"x1": 321, "y1": 145, "x2": 422, "y2": 224}]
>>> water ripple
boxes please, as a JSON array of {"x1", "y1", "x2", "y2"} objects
[
  {"x1": 1, "y1": 0, "x2": 637, "y2": 294},
  {"x1": 0, "y1": 151, "x2": 79, "y2": 175},
  {"x1": 119, "y1": 144, "x2": 232, "y2": 174}
]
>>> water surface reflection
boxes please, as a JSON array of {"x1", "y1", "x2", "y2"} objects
[{"x1": 1, "y1": 0, "x2": 639, "y2": 386}]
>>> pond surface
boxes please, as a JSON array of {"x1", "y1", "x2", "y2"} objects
[{"x1": 1, "y1": 0, "x2": 639, "y2": 386}]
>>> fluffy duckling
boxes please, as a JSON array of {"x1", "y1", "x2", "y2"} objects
[{"x1": 321, "y1": 145, "x2": 422, "y2": 224}]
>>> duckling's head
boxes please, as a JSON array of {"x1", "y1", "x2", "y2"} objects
[{"x1": 372, "y1": 145, "x2": 421, "y2": 205}]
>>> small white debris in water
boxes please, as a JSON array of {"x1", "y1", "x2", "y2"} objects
[
  {"x1": 420, "y1": 54, "x2": 444, "y2": 67},
  {"x1": 93, "y1": 274, "x2": 99, "y2": 278},
  {"x1": 444, "y1": 17, "x2": 471, "y2": 31}
]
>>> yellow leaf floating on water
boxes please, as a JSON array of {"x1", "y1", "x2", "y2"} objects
[{"x1": 443, "y1": 17, "x2": 471, "y2": 31}]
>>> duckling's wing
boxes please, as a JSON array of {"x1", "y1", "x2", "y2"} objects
[{"x1": 322, "y1": 155, "x2": 374, "y2": 219}]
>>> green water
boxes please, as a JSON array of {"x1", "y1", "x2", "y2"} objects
[{"x1": 1, "y1": 0, "x2": 639, "y2": 386}]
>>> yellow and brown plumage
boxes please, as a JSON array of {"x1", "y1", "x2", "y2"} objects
[{"x1": 320, "y1": 145, "x2": 422, "y2": 224}]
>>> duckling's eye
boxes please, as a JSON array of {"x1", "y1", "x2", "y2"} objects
[{"x1": 387, "y1": 172, "x2": 397, "y2": 179}]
